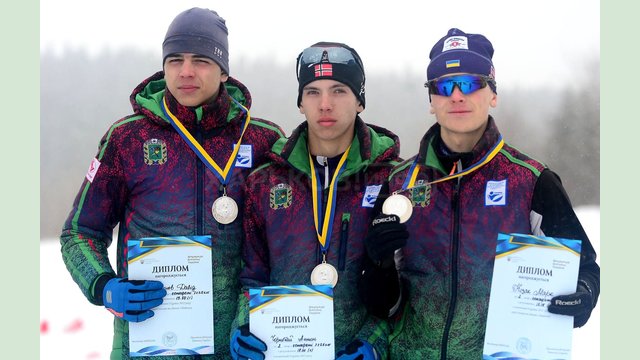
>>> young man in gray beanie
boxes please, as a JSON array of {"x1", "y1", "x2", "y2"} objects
[
  {"x1": 229, "y1": 42, "x2": 404, "y2": 360},
  {"x1": 60, "y1": 7, "x2": 284, "y2": 359},
  {"x1": 359, "y1": 28, "x2": 600, "y2": 359}
]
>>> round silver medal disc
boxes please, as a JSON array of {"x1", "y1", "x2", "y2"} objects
[
  {"x1": 310, "y1": 263, "x2": 338, "y2": 287},
  {"x1": 211, "y1": 196, "x2": 238, "y2": 224},
  {"x1": 382, "y1": 194, "x2": 413, "y2": 224}
]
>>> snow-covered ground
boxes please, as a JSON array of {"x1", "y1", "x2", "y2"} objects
[{"x1": 40, "y1": 206, "x2": 601, "y2": 359}]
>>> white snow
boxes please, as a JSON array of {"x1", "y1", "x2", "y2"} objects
[{"x1": 40, "y1": 206, "x2": 601, "y2": 359}]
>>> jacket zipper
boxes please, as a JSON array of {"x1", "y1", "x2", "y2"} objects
[
  {"x1": 321, "y1": 156, "x2": 329, "y2": 190},
  {"x1": 316, "y1": 156, "x2": 331, "y2": 263},
  {"x1": 338, "y1": 213, "x2": 351, "y2": 270},
  {"x1": 441, "y1": 161, "x2": 462, "y2": 360}
]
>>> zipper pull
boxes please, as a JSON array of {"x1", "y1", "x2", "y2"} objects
[{"x1": 316, "y1": 155, "x2": 329, "y2": 189}]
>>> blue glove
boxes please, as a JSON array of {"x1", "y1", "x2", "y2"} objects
[
  {"x1": 336, "y1": 339, "x2": 378, "y2": 360},
  {"x1": 230, "y1": 324, "x2": 267, "y2": 360},
  {"x1": 548, "y1": 281, "x2": 594, "y2": 327},
  {"x1": 102, "y1": 277, "x2": 167, "y2": 322}
]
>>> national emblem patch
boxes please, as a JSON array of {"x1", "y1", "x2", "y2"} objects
[
  {"x1": 270, "y1": 183, "x2": 292, "y2": 210},
  {"x1": 411, "y1": 181, "x2": 432, "y2": 207},
  {"x1": 143, "y1": 139, "x2": 167, "y2": 165}
]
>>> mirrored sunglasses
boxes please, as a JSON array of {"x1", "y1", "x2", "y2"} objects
[{"x1": 425, "y1": 74, "x2": 495, "y2": 96}]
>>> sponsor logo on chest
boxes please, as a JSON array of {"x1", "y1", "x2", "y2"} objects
[{"x1": 485, "y1": 179, "x2": 507, "y2": 206}]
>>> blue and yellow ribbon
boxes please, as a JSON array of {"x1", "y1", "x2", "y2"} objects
[
  {"x1": 161, "y1": 96, "x2": 251, "y2": 186},
  {"x1": 309, "y1": 145, "x2": 351, "y2": 251},
  {"x1": 400, "y1": 136, "x2": 504, "y2": 192}
]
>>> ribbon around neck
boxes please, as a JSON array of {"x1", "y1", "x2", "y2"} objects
[
  {"x1": 400, "y1": 136, "x2": 504, "y2": 192},
  {"x1": 309, "y1": 145, "x2": 351, "y2": 251},
  {"x1": 161, "y1": 95, "x2": 251, "y2": 186}
]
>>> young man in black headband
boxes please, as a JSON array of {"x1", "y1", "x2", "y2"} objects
[{"x1": 230, "y1": 41, "x2": 404, "y2": 360}]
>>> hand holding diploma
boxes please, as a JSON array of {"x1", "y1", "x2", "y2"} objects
[
  {"x1": 102, "y1": 277, "x2": 167, "y2": 322},
  {"x1": 483, "y1": 233, "x2": 582, "y2": 359},
  {"x1": 249, "y1": 285, "x2": 335, "y2": 360},
  {"x1": 127, "y1": 236, "x2": 214, "y2": 357},
  {"x1": 548, "y1": 280, "x2": 595, "y2": 327},
  {"x1": 230, "y1": 324, "x2": 267, "y2": 360}
]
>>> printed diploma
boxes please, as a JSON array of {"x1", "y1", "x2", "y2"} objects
[
  {"x1": 250, "y1": 285, "x2": 334, "y2": 359},
  {"x1": 127, "y1": 235, "x2": 214, "y2": 357},
  {"x1": 483, "y1": 233, "x2": 581, "y2": 359}
]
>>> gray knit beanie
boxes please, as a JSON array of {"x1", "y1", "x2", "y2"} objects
[{"x1": 162, "y1": 8, "x2": 230, "y2": 74}]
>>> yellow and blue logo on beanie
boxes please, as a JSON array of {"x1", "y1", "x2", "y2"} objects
[
  {"x1": 427, "y1": 28, "x2": 495, "y2": 85},
  {"x1": 445, "y1": 60, "x2": 461, "y2": 68}
]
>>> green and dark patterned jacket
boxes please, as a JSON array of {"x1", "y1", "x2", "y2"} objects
[
  {"x1": 235, "y1": 118, "x2": 402, "y2": 359},
  {"x1": 385, "y1": 117, "x2": 600, "y2": 359},
  {"x1": 60, "y1": 70, "x2": 284, "y2": 360}
]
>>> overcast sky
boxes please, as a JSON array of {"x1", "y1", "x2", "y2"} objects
[{"x1": 40, "y1": 0, "x2": 599, "y2": 89}]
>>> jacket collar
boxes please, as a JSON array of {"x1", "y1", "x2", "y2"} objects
[
  {"x1": 271, "y1": 117, "x2": 400, "y2": 178},
  {"x1": 418, "y1": 116, "x2": 502, "y2": 174},
  {"x1": 130, "y1": 71, "x2": 251, "y2": 133}
]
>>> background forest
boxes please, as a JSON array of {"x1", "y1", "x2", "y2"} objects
[{"x1": 40, "y1": 49, "x2": 600, "y2": 238}]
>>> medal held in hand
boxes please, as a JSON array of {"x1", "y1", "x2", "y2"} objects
[
  {"x1": 382, "y1": 193, "x2": 413, "y2": 223},
  {"x1": 311, "y1": 262, "x2": 339, "y2": 287},
  {"x1": 212, "y1": 195, "x2": 238, "y2": 224}
]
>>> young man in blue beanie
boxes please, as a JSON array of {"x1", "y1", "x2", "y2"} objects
[
  {"x1": 60, "y1": 7, "x2": 284, "y2": 359},
  {"x1": 359, "y1": 28, "x2": 600, "y2": 359},
  {"x1": 229, "y1": 42, "x2": 405, "y2": 360}
]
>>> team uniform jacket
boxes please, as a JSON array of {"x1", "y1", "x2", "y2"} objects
[
  {"x1": 386, "y1": 117, "x2": 600, "y2": 359},
  {"x1": 236, "y1": 119, "x2": 401, "y2": 358},
  {"x1": 60, "y1": 71, "x2": 284, "y2": 360}
]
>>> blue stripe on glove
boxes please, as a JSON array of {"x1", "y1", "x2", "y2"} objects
[
  {"x1": 230, "y1": 324, "x2": 267, "y2": 360},
  {"x1": 103, "y1": 278, "x2": 167, "y2": 322},
  {"x1": 229, "y1": 324, "x2": 267, "y2": 360},
  {"x1": 336, "y1": 339, "x2": 378, "y2": 360}
]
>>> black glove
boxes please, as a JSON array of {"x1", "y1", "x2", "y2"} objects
[
  {"x1": 548, "y1": 280, "x2": 594, "y2": 327},
  {"x1": 365, "y1": 213, "x2": 409, "y2": 266}
]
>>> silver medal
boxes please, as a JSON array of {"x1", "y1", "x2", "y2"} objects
[
  {"x1": 382, "y1": 194, "x2": 413, "y2": 223},
  {"x1": 211, "y1": 195, "x2": 238, "y2": 224},
  {"x1": 310, "y1": 263, "x2": 338, "y2": 287}
]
